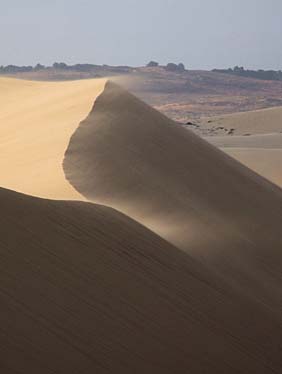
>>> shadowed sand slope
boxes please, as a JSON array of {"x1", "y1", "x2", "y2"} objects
[
  {"x1": 64, "y1": 82, "x2": 282, "y2": 310},
  {"x1": 0, "y1": 77, "x2": 106, "y2": 200},
  {"x1": 2, "y1": 187, "x2": 282, "y2": 373}
]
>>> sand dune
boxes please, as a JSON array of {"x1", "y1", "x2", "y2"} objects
[
  {"x1": 224, "y1": 148, "x2": 282, "y2": 186},
  {"x1": 191, "y1": 106, "x2": 282, "y2": 187},
  {"x1": 64, "y1": 82, "x2": 282, "y2": 311},
  {"x1": 207, "y1": 133, "x2": 282, "y2": 187},
  {"x1": 0, "y1": 77, "x2": 106, "y2": 200},
  {"x1": 208, "y1": 132, "x2": 282, "y2": 148},
  {"x1": 1, "y1": 78, "x2": 282, "y2": 372},
  {"x1": 2, "y1": 187, "x2": 282, "y2": 373},
  {"x1": 200, "y1": 105, "x2": 282, "y2": 135}
]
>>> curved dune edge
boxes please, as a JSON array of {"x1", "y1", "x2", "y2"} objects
[
  {"x1": 2, "y1": 186, "x2": 282, "y2": 373},
  {"x1": 1, "y1": 79, "x2": 282, "y2": 373},
  {"x1": 63, "y1": 81, "x2": 282, "y2": 311},
  {"x1": 0, "y1": 76, "x2": 106, "y2": 200}
]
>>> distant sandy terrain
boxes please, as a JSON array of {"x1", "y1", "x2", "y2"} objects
[
  {"x1": 204, "y1": 112, "x2": 282, "y2": 187},
  {"x1": 223, "y1": 148, "x2": 282, "y2": 186},
  {"x1": 0, "y1": 77, "x2": 105, "y2": 199},
  {"x1": 200, "y1": 106, "x2": 282, "y2": 135}
]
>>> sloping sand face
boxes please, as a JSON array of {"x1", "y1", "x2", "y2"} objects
[
  {"x1": 64, "y1": 82, "x2": 282, "y2": 311},
  {"x1": 2, "y1": 79, "x2": 282, "y2": 373},
  {"x1": 0, "y1": 77, "x2": 106, "y2": 200},
  {"x1": 1, "y1": 187, "x2": 282, "y2": 373}
]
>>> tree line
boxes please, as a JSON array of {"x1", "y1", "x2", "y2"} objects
[{"x1": 213, "y1": 66, "x2": 282, "y2": 81}]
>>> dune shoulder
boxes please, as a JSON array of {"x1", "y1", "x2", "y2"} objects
[
  {"x1": 1, "y1": 187, "x2": 282, "y2": 373},
  {"x1": 64, "y1": 81, "x2": 282, "y2": 312},
  {"x1": 0, "y1": 76, "x2": 106, "y2": 200}
]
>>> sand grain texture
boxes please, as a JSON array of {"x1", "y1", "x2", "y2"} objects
[{"x1": 1, "y1": 188, "x2": 282, "y2": 373}]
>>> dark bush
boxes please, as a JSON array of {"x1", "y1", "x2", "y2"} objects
[
  {"x1": 147, "y1": 61, "x2": 159, "y2": 67},
  {"x1": 165, "y1": 62, "x2": 186, "y2": 72}
]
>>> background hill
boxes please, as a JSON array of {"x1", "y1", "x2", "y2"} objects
[{"x1": 3, "y1": 64, "x2": 282, "y2": 122}]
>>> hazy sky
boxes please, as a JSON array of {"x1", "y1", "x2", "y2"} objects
[{"x1": 1, "y1": 0, "x2": 282, "y2": 70}]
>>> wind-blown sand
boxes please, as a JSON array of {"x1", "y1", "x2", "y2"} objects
[
  {"x1": 1, "y1": 187, "x2": 282, "y2": 373},
  {"x1": 64, "y1": 82, "x2": 282, "y2": 312},
  {"x1": 1, "y1": 78, "x2": 282, "y2": 373},
  {"x1": 0, "y1": 77, "x2": 106, "y2": 199}
]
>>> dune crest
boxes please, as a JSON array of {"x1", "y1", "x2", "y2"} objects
[
  {"x1": 64, "y1": 81, "x2": 282, "y2": 310},
  {"x1": 1, "y1": 78, "x2": 282, "y2": 373}
]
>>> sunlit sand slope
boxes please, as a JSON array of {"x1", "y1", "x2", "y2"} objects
[
  {"x1": 0, "y1": 77, "x2": 106, "y2": 199},
  {"x1": 64, "y1": 82, "x2": 282, "y2": 312},
  {"x1": 1, "y1": 187, "x2": 282, "y2": 373}
]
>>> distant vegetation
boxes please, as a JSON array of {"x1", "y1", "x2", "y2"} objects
[
  {"x1": 0, "y1": 61, "x2": 187, "y2": 76},
  {"x1": 146, "y1": 61, "x2": 159, "y2": 67},
  {"x1": 2, "y1": 63, "x2": 281, "y2": 81},
  {"x1": 213, "y1": 66, "x2": 282, "y2": 81},
  {"x1": 0, "y1": 63, "x2": 132, "y2": 75},
  {"x1": 0, "y1": 65, "x2": 35, "y2": 74},
  {"x1": 146, "y1": 61, "x2": 186, "y2": 72},
  {"x1": 165, "y1": 63, "x2": 185, "y2": 72}
]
